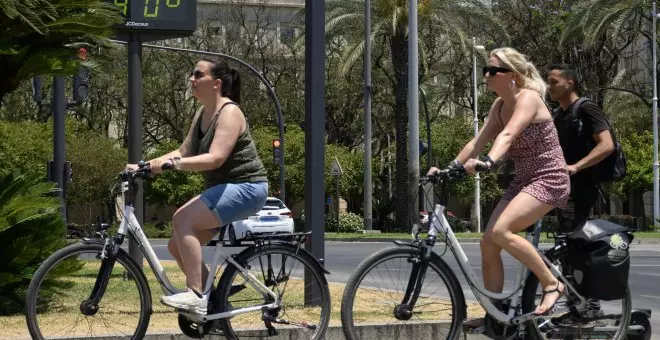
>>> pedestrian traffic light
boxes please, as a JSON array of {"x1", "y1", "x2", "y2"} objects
[
  {"x1": 73, "y1": 48, "x2": 89, "y2": 102},
  {"x1": 272, "y1": 139, "x2": 281, "y2": 164}
]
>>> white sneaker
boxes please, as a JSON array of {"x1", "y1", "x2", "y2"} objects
[{"x1": 161, "y1": 289, "x2": 208, "y2": 314}]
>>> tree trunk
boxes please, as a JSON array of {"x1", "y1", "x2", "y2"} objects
[{"x1": 390, "y1": 30, "x2": 410, "y2": 231}]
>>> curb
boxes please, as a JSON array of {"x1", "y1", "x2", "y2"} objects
[{"x1": 49, "y1": 323, "x2": 488, "y2": 340}]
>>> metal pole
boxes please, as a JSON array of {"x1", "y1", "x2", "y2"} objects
[
  {"x1": 473, "y1": 37, "x2": 481, "y2": 233},
  {"x1": 304, "y1": 0, "x2": 325, "y2": 304},
  {"x1": 128, "y1": 33, "x2": 144, "y2": 267},
  {"x1": 363, "y1": 0, "x2": 373, "y2": 231},
  {"x1": 653, "y1": 1, "x2": 659, "y2": 224},
  {"x1": 110, "y1": 40, "x2": 287, "y2": 203},
  {"x1": 336, "y1": 176, "x2": 340, "y2": 233},
  {"x1": 408, "y1": 0, "x2": 420, "y2": 227},
  {"x1": 419, "y1": 87, "x2": 432, "y2": 168},
  {"x1": 53, "y1": 76, "x2": 67, "y2": 222}
]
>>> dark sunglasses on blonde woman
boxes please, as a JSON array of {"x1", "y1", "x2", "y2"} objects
[{"x1": 482, "y1": 66, "x2": 512, "y2": 77}]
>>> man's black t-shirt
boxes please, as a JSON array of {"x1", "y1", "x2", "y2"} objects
[{"x1": 553, "y1": 99, "x2": 610, "y2": 184}]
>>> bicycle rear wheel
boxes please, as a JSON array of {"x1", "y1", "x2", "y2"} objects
[
  {"x1": 340, "y1": 246, "x2": 465, "y2": 340},
  {"x1": 215, "y1": 243, "x2": 331, "y2": 339},
  {"x1": 522, "y1": 273, "x2": 631, "y2": 340},
  {"x1": 25, "y1": 242, "x2": 152, "y2": 339}
]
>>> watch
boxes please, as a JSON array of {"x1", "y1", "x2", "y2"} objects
[{"x1": 170, "y1": 157, "x2": 182, "y2": 170}]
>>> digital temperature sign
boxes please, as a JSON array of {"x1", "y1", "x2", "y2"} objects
[{"x1": 108, "y1": 0, "x2": 196, "y2": 33}]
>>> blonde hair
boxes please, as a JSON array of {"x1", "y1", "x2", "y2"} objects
[{"x1": 490, "y1": 47, "x2": 546, "y2": 97}]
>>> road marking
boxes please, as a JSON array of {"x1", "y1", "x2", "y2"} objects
[
  {"x1": 633, "y1": 272, "x2": 660, "y2": 277},
  {"x1": 640, "y1": 294, "x2": 660, "y2": 300}
]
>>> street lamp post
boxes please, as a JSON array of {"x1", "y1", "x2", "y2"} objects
[
  {"x1": 653, "y1": 1, "x2": 660, "y2": 224},
  {"x1": 472, "y1": 37, "x2": 485, "y2": 233}
]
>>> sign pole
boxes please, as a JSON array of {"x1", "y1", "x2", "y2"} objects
[{"x1": 336, "y1": 175, "x2": 340, "y2": 234}]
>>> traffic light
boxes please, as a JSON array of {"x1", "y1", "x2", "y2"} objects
[
  {"x1": 272, "y1": 139, "x2": 281, "y2": 164},
  {"x1": 73, "y1": 48, "x2": 89, "y2": 102}
]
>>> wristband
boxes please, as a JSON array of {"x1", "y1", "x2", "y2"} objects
[
  {"x1": 170, "y1": 157, "x2": 182, "y2": 170},
  {"x1": 481, "y1": 155, "x2": 495, "y2": 169}
]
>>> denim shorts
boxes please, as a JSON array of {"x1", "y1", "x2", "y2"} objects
[{"x1": 199, "y1": 182, "x2": 268, "y2": 225}]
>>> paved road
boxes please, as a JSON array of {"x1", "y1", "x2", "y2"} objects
[{"x1": 147, "y1": 239, "x2": 659, "y2": 337}]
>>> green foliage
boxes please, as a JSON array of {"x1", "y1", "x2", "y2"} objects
[
  {"x1": 0, "y1": 118, "x2": 126, "y2": 221},
  {"x1": 428, "y1": 116, "x2": 502, "y2": 203},
  {"x1": 0, "y1": 0, "x2": 124, "y2": 102},
  {"x1": 251, "y1": 125, "x2": 369, "y2": 210},
  {"x1": 325, "y1": 212, "x2": 365, "y2": 233},
  {"x1": 144, "y1": 141, "x2": 205, "y2": 208},
  {"x1": 0, "y1": 172, "x2": 71, "y2": 315},
  {"x1": 612, "y1": 131, "x2": 653, "y2": 196}
]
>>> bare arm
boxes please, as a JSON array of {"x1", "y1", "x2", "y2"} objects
[
  {"x1": 141, "y1": 108, "x2": 201, "y2": 167},
  {"x1": 487, "y1": 91, "x2": 539, "y2": 162},
  {"x1": 571, "y1": 130, "x2": 614, "y2": 173},
  {"x1": 178, "y1": 106, "x2": 244, "y2": 171},
  {"x1": 454, "y1": 98, "x2": 504, "y2": 164}
]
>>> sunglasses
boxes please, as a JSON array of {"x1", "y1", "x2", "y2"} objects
[
  {"x1": 190, "y1": 70, "x2": 208, "y2": 79},
  {"x1": 482, "y1": 66, "x2": 512, "y2": 77}
]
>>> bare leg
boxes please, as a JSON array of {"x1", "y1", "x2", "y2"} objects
[
  {"x1": 464, "y1": 200, "x2": 510, "y2": 328},
  {"x1": 168, "y1": 231, "x2": 215, "y2": 291},
  {"x1": 481, "y1": 200, "x2": 510, "y2": 293},
  {"x1": 489, "y1": 192, "x2": 562, "y2": 314},
  {"x1": 171, "y1": 195, "x2": 222, "y2": 293}
]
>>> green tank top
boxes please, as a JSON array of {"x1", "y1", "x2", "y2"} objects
[{"x1": 190, "y1": 102, "x2": 268, "y2": 188}]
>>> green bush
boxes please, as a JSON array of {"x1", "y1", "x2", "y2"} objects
[
  {"x1": 325, "y1": 212, "x2": 365, "y2": 233},
  {"x1": 0, "y1": 172, "x2": 71, "y2": 315},
  {"x1": 601, "y1": 215, "x2": 654, "y2": 231},
  {"x1": 142, "y1": 222, "x2": 173, "y2": 238}
]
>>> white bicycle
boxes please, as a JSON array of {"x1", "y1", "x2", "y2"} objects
[
  {"x1": 25, "y1": 163, "x2": 331, "y2": 339},
  {"x1": 341, "y1": 164, "x2": 635, "y2": 339}
]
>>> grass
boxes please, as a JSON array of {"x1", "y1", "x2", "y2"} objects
[{"x1": 2, "y1": 261, "x2": 484, "y2": 338}]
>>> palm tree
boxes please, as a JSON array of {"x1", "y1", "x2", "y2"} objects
[
  {"x1": 560, "y1": 0, "x2": 649, "y2": 50},
  {"x1": 323, "y1": 0, "x2": 504, "y2": 228},
  {"x1": 0, "y1": 172, "x2": 72, "y2": 314},
  {"x1": 559, "y1": 0, "x2": 650, "y2": 104},
  {"x1": 0, "y1": 0, "x2": 123, "y2": 104}
]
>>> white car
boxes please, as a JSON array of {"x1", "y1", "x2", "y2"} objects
[{"x1": 223, "y1": 197, "x2": 295, "y2": 246}]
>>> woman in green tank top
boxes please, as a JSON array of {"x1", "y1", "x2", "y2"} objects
[{"x1": 126, "y1": 58, "x2": 268, "y2": 314}]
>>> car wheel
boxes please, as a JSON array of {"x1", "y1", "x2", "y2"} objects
[{"x1": 228, "y1": 225, "x2": 241, "y2": 246}]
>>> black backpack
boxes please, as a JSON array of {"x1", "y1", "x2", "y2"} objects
[{"x1": 554, "y1": 98, "x2": 626, "y2": 182}]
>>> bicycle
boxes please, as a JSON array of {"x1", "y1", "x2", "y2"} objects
[
  {"x1": 340, "y1": 164, "x2": 636, "y2": 339},
  {"x1": 25, "y1": 162, "x2": 331, "y2": 339}
]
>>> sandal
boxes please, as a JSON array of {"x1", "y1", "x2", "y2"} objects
[{"x1": 535, "y1": 281, "x2": 566, "y2": 315}]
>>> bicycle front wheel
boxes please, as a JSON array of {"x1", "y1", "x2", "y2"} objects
[
  {"x1": 340, "y1": 246, "x2": 466, "y2": 340},
  {"x1": 25, "y1": 242, "x2": 152, "y2": 339},
  {"x1": 216, "y1": 243, "x2": 331, "y2": 339}
]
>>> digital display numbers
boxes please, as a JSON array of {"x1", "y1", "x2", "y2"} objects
[{"x1": 109, "y1": 0, "x2": 196, "y2": 32}]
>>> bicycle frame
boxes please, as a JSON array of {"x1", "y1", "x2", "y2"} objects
[
  {"x1": 111, "y1": 179, "x2": 280, "y2": 322},
  {"x1": 427, "y1": 202, "x2": 573, "y2": 326}
]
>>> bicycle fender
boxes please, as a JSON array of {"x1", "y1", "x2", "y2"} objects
[{"x1": 235, "y1": 243, "x2": 331, "y2": 275}]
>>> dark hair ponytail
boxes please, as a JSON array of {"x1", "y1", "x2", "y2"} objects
[{"x1": 201, "y1": 57, "x2": 242, "y2": 104}]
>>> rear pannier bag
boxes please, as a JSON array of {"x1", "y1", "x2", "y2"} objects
[{"x1": 567, "y1": 219, "x2": 633, "y2": 301}]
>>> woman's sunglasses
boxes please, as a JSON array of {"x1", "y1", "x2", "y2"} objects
[
  {"x1": 190, "y1": 70, "x2": 207, "y2": 79},
  {"x1": 482, "y1": 66, "x2": 512, "y2": 77}
]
